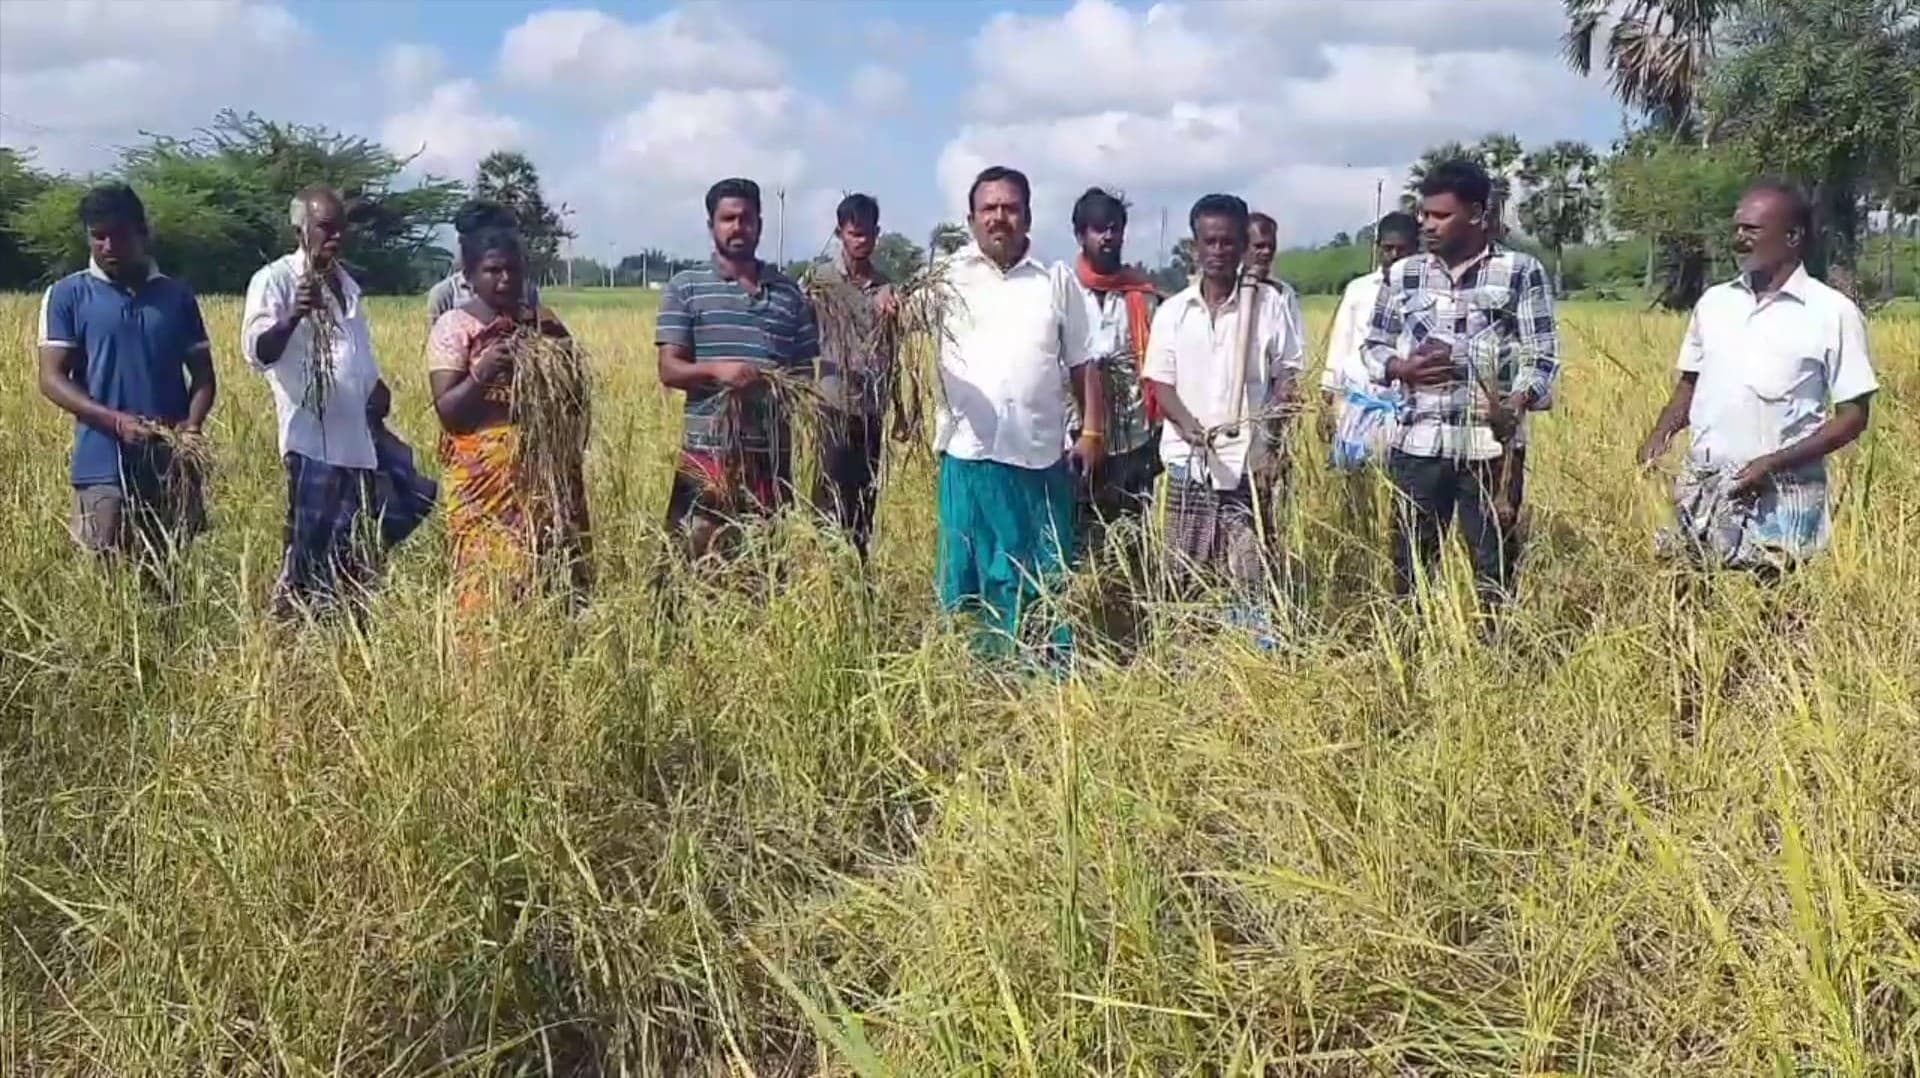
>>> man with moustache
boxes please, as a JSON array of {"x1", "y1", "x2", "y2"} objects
[
  {"x1": 244, "y1": 185, "x2": 431, "y2": 619},
  {"x1": 935, "y1": 166, "x2": 1102, "y2": 660},
  {"x1": 1143, "y1": 195, "x2": 1303, "y2": 623},
  {"x1": 1365, "y1": 159, "x2": 1560, "y2": 613},
  {"x1": 1067, "y1": 187, "x2": 1161, "y2": 534},
  {"x1": 657, "y1": 177, "x2": 820, "y2": 561},
  {"x1": 1639, "y1": 181, "x2": 1877, "y2": 574}
]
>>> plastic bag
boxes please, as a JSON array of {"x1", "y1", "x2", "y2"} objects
[{"x1": 1331, "y1": 385, "x2": 1399, "y2": 472}]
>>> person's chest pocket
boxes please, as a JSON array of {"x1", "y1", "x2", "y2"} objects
[
  {"x1": 1401, "y1": 294, "x2": 1441, "y2": 342},
  {"x1": 1005, "y1": 285, "x2": 1065, "y2": 364},
  {"x1": 1741, "y1": 326, "x2": 1825, "y2": 403}
]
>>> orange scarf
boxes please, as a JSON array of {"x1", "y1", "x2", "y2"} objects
[{"x1": 1075, "y1": 255, "x2": 1160, "y2": 423}]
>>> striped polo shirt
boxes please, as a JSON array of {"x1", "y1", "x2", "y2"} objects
[{"x1": 656, "y1": 258, "x2": 819, "y2": 454}]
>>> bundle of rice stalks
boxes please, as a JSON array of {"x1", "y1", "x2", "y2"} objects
[
  {"x1": 503, "y1": 324, "x2": 592, "y2": 565},
  {"x1": 148, "y1": 424, "x2": 214, "y2": 514},
  {"x1": 300, "y1": 268, "x2": 341, "y2": 425}
]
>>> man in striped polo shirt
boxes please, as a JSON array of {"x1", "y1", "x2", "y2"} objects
[{"x1": 656, "y1": 177, "x2": 820, "y2": 560}]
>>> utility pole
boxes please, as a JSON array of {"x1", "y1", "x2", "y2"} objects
[
  {"x1": 1158, "y1": 206, "x2": 1167, "y2": 269},
  {"x1": 776, "y1": 187, "x2": 787, "y2": 267},
  {"x1": 1371, "y1": 179, "x2": 1384, "y2": 271}
]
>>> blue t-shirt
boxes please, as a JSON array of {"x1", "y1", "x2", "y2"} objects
[{"x1": 39, "y1": 264, "x2": 210, "y2": 487}]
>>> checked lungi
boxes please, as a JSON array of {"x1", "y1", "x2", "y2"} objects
[
  {"x1": 273, "y1": 434, "x2": 436, "y2": 616},
  {"x1": 1161, "y1": 464, "x2": 1272, "y2": 596},
  {"x1": 1658, "y1": 458, "x2": 1828, "y2": 573}
]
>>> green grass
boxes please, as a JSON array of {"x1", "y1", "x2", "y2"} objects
[{"x1": 2, "y1": 293, "x2": 1916, "y2": 1075}]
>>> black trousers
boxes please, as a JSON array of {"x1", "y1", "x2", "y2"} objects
[
  {"x1": 1388, "y1": 448, "x2": 1527, "y2": 607},
  {"x1": 813, "y1": 411, "x2": 884, "y2": 558}
]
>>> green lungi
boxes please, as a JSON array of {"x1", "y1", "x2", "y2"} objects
[{"x1": 937, "y1": 454, "x2": 1077, "y2": 655}]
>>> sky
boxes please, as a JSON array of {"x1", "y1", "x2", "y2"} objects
[{"x1": 0, "y1": 0, "x2": 1631, "y2": 264}]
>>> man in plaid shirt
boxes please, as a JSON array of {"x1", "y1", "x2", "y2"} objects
[{"x1": 1364, "y1": 159, "x2": 1560, "y2": 611}]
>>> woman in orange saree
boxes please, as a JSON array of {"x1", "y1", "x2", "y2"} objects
[{"x1": 426, "y1": 226, "x2": 589, "y2": 614}]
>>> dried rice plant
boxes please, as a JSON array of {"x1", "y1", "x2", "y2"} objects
[
  {"x1": 503, "y1": 324, "x2": 592, "y2": 564},
  {"x1": 300, "y1": 268, "x2": 341, "y2": 425},
  {"x1": 149, "y1": 424, "x2": 213, "y2": 510}
]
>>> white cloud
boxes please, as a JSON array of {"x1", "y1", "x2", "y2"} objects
[
  {"x1": 847, "y1": 64, "x2": 910, "y2": 115},
  {"x1": 380, "y1": 81, "x2": 523, "y2": 179},
  {"x1": 0, "y1": 0, "x2": 316, "y2": 173},
  {"x1": 935, "y1": 0, "x2": 1619, "y2": 250},
  {"x1": 582, "y1": 86, "x2": 833, "y2": 255},
  {"x1": 380, "y1": 43, "x2": 445, "y2": 99},
  {"x1": 969, "y1": 0, "x2": 1223, "y2": 120},
  {"x1": 499, "y1": 7, "x2": 783, "y2": 99}
]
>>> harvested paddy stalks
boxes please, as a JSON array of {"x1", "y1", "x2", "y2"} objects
[
  {"x1": 149, "y1": 424, "x2": 213, "y2": 512},
  {"x1": 300, "y1": 268, "x2": 341, "y2": 427},
  {"x1": 503, "y1": 321, "x2": 591, "y2": 564}
]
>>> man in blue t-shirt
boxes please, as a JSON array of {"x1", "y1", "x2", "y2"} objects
[{"x1": 37, "y1": 183, "x2": 218, "y2": 567}]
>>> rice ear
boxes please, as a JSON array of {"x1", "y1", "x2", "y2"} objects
[{"x1": 505, "y1": 325, "x2": 593, "y2": 575}]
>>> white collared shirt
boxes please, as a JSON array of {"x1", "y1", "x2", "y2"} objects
[
  {"x1": 242, "y1": 251, "x2": 382, "y2": 469},
  {"x1": 1678, "y1": 265, "x2": 1878, "y2": 468},
  {"x1": 1141, "y1": 280, "x2": 1304, "y2": 490},
  {"x1": 1324, "y1": 272, "x2": 1386, "y2": 394},
  {"x1": 933, "y1": 245, "x2": 1092, "y2": 470}
]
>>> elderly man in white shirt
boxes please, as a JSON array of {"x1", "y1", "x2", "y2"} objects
[
  {"x1": 934, "y1": 166, "x2": 1103, "y2": 659},
  {"x1": 1143, "y1": 194, "x2": 1304, "y2": 608},
  {"x1": 243, "y1": 185, "x2": 429, "y2": 617},
  {"x1": 1321, "y1": 213, "x2": 1419, "y2": 468},
  {"x1": 1640, "y1": 182, "x2": 1877, "y2": 574}
]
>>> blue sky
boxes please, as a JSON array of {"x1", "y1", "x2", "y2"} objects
[{"x1": 1, "y1": 0, "x2": 1628, "y2": 263}]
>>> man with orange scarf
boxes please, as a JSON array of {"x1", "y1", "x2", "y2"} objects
[{"x1": 1067, "y1": 188, "x2": 1162, "y2": 539}]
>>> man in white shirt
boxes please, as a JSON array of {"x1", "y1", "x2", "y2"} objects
[
  {"x1": 1322, "y1": 213, "x2": 1419, "y2": 465},
  {"x1": 244, "y1": 186, "x2": 429, "y2": 618},
  {"x1": 1243, "y1": 211, "x2": 1308, "y2": 497},
  {"x1": 1639, "y1": 181, "x2": 1877, "y2": 573},
  {"x1": 935, "y1": 165, "x2": 1104, "y2": 659},
  {"x1": 1142, "y1": 194, "x2": 1303, "y2": 605}
]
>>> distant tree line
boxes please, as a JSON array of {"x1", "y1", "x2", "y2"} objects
[{"x1": 0, "y1": 113, "x2": 577, "y2": 295}]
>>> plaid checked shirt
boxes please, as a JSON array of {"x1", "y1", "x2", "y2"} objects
[{"x1": 1363, "y1": 245, "x2": 1560, "y2": 460}]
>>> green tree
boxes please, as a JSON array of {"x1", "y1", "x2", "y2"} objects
[
  {"x1": 0, "y1": 149, "x2": 58, "y2": 288},
  {"x1": 872, "y1": 231, "x2": 926, "y2": 282},
  {"x1": 1562, "y1": 0, "x2": 1731, "y2": 307},
  {"x1": 1170, "y1": 236, "x2": 1196, "y2": 277},
  {"x1": 1519, "y1": 140, "x2": 1605, "y2": 294},
  {"x1": 1604, "y1": 133, "x2": 1756, "y2": 298},
  {"x1": 12, "y1": 111, "x2": 462, "y2": 293},
  {"x1": 1329, "y1": 231, "x2": 1353, "y2": 247},
  {"x1": 928, "y1": 221, "x2": 969, "y2": 257},
  {"x1": 475, "y1": 151, "x2": 572, "y2": 286},
  {"x1": 1706, "y1": 0, "x2": 1920, "y2": 292}
]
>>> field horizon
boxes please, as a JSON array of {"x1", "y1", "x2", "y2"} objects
[{"x1": 3, "y1": 291, "x2": 1915, "y2": 1075}]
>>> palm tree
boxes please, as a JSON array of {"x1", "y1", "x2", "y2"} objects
[
  {"x1": 1562, "y1": 0, "x2": 1730, "y2": 307},
  {"x1": 1562, "y1": 0, "x2": 1728, "y2": 134},
  {"x1": 1519, "y1": 141, "x2": 1605, "y2": 295}
]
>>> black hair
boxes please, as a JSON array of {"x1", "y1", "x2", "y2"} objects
[
  {"x1": 1745, "y1": 179, "x2": 1815, "y2": 238},
  {"x1": 77, "y1": 183, "x2": 148, "y2": 234},
  {"x1": 1188, "y1": 193, "x2": 1249, "y2": 236},
  {"x1": 705, "y1": 178, "x2": 761, "y2": 219},
  {"x1": 1376, "y1": 211, "x2": 1419, "y2": 242},
  {"x1": 453, "y1": 198, "x2": 519, "y2": 237},
  {"x1": 1248, "y1": 211, "x2": 1278, "y2": 236},
  {"x1": 1070, "y1": 187, "x2": 1128, "y2": 233},
  {"x1": 836, "y1": 192, "x2": 880, "y2": 231},
  {"x1": 1416, "y1": 159, "x2": 1493, "y2": 210},
  {"x1": 459, "y1": 225, "x2": 523, "y2": 275},
  {"x1": 968, "y1": 166, "x2": 1031, "y2": 215}
]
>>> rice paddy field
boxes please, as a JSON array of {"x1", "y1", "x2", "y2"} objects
[{"x1": 1, "y1": 289, "x2": 1916, "y2": 1075}]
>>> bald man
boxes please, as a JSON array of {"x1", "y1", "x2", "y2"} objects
[
  {"x1": 243, "y1": 186, "x2": 432, "y2": 619},
  {"x1": 1641, "y1": 182, "x2": 1877, "y2": 574}
]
